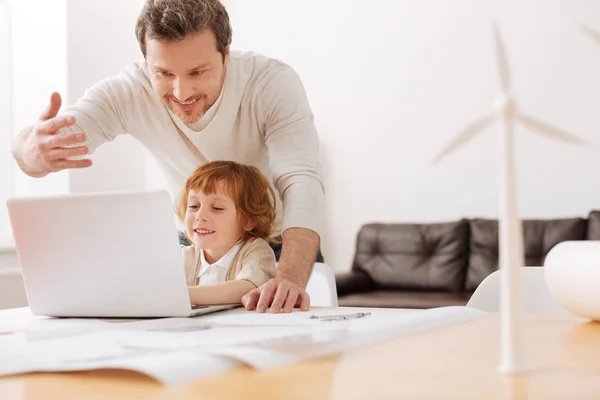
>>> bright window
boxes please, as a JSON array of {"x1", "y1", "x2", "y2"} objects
[{"x1": 0, "y1": 1, "x2": 14, "y2": 248}]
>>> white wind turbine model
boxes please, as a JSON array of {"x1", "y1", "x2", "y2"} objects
[{"x1": 431, "y1": 23, "x2": 588, "y2": 373}]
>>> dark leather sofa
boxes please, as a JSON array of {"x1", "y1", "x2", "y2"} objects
[{"x1": 335, "y1": 211, "x2": 600, "y2": 309}]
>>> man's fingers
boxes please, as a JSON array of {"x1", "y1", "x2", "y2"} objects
[
  {"x1": 44, "y1": 146, "x2": 89, "y2": 162},
  {"x1": 51, "y1": 159, "x2": 93, "y2": 171},
  {"x1": 296, "y1": 291, "x2": 310, "y2": 311},
  {"x1": 269, "y1": 285, "x2": 290, "y2": 314},
  {"x1": 256, "y1": 283, "x2": 277, "y2": 313},
  {"x1": 39, "y1": 92, "x2": 62, "y2": 121},
  {"x1": 36, "y1": 116, "x2": 77, "y2": 135},
  {"x1": 242, "y1": 289, "x2": 260, "y2": 311},
  {"x1": 245, "y1": 279, "x2": 310, "y2": 314},
  {"x1": 44, "y1": 131, "x2": 87, "y2": 151},
  {"x1": 282, "y1": 288, "x2": 299, "y2": 313}
]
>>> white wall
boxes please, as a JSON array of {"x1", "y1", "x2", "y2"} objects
[
  {"x1": 10, "y1": 0, "x2": 69, "y2": 198},
  {"x1": 224, "y1": 0, "x2": 600, "y2": 271},
  {"x1": 0, "y1": 2, "x2": 12, "y2": 244},
  {"x1": 66, "y1": 0, "x2": 150, "y2": 193}
]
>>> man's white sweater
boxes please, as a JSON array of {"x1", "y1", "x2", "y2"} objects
[{"x1": 60, "y1": 51, "x2": 325, "y2": 239}]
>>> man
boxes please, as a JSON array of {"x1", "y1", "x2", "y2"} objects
[{"x1": 11, "y1": 0, "x2": 325, "y2": 314}]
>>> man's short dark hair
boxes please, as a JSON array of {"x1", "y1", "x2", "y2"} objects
[{"x1": 135, "y1": 0, "x2": 232, "y2": 61}]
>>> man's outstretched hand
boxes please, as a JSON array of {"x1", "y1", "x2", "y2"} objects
[{"x1": 16, "y1": 92, "x2": 91, "y2": 177}]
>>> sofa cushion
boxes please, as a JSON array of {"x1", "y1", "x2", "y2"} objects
[
  {"x1": 467, "y1": 217, "x2": 587, "y2": 291},
  {"x1": 351, "y1": 220, "x2": 469, "y2": 292},
  {"x1": 588, "y1": 211, "x2": 600, "y2": 240},
  {"x1": 338, "y1": 290, "x2": 472, "y2": 309},
  {"x1": 335, "y1": 271, "x2": 376, "y2": 296}
]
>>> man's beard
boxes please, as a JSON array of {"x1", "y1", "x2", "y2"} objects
[
  {"x1": 167, "y1": 67, "x2": 227, "y2": 124},
  {"x1": 168, "y1": 96, "x2": 214, "y2": 124}
]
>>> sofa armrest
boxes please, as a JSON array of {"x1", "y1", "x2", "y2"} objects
[{"x1": 335, "y1": 271, "x2": 375, "y2": 296}]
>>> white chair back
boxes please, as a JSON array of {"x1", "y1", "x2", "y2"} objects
[
  {"x1": 276, "y1": 262, "x2": 338, "y2": 307},
  {"x1": 466, "y1": 266, "x2": 569, "y2": 314}
]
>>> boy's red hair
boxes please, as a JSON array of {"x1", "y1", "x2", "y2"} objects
[{"x1": 175, "y1": 161, "x2": 277, "y2": 243}]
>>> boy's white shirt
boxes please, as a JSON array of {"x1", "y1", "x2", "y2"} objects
[
  {"x1": 197, "y1": 242, "x2": 242, "y2": 285},
  {"x1": 59, "y1": 50, "x2": 325, "y2": 239}
]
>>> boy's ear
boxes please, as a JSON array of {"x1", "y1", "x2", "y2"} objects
[{"x1": 243, "y1": 218, "x2": 256, "y2": 232}]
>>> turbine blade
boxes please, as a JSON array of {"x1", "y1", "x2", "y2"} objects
[
  {"x1": 493, "y1": 22, "x2": 511, "y2": 93},
  {"x1": 581, "y1": 25, "x2": 600, "y2": 47},
  {"x1": 518, "y1": 113, "x2": 590, "y2": 146},
  {"x1": 431, "y1": 114, "x2": 495, "y2": 164}
]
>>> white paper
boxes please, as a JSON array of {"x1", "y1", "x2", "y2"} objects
[
  {"x1": 208, "y1": 306, "x2": 486, "y2": 370},
  {"x1": 28, "y1": 331, "x2": 134, "y2": 364},
  {"x1": 0, "y1": 309, "x2": 346, "y2": 382},
  {"x1": 111, "y1": 325, "x2": 346, "y2": 350},
  {"x1": 0, "y1": 329, "x2": 242, "y2": 384},
  {"x1": 197, "y1": 306, "x2": 415, "y2": 326},
  {"x1": 0, "y1": 306, "x2": 485, "y2": 384},
  {"x1": 88, "y1": 350, "x2": 242, "y2": 385},
  {"x1": 0, "y1": 334, "x2": 34, "y2": 376},
  {"x1": 35, "y1": 344, "x2": 241, "y2": 385},
  {"x1": 0, "y1": 307, "x2": 131, "y2": 340}
]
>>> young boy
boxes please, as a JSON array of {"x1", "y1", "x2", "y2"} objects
[{"x1": 174, "y1": 161, "x2": 278, "y2": 305}]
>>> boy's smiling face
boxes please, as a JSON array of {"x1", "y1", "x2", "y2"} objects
[{"x1": 184, "y1": 182, "x2": 245, "y2": 263}]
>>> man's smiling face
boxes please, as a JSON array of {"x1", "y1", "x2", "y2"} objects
[{"x1": 146, "y1": 29, "x2": 229, "y2": 123}]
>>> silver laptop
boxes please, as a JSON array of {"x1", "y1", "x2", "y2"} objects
[{"x1": 6, "y1": 190, "x2": 239, "y2": 318}]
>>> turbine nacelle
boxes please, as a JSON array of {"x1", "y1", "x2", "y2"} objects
[{"x1": 494, "y1": 94, "x2": 517, "y2": 119}]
